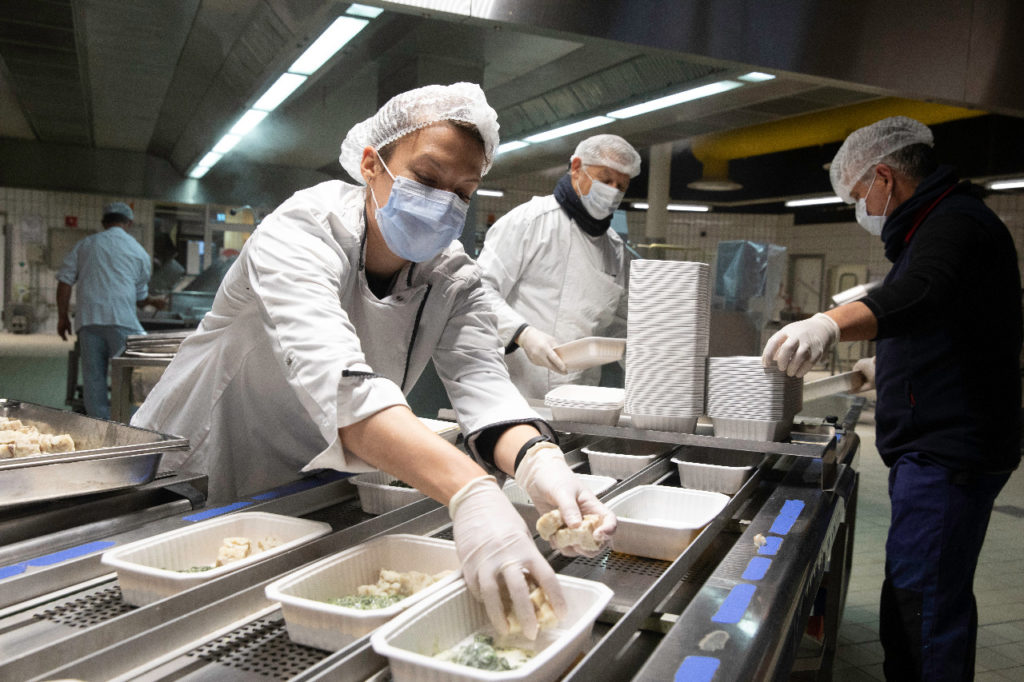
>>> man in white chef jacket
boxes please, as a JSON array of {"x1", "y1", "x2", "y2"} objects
[
  {"x1": 133, "y1": 83, "x2": 615, "y2": 639},
  {"x1": 477, "y1": 134, "x2": 640, "y2": 400}
]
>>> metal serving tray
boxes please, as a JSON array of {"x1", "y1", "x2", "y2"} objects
[{"x1": 0, "y1": 399, "x2": 189, "y2": 509}]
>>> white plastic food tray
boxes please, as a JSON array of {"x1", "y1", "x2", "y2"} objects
[
  {"x1": 101, "y1": 512, "x2": 331, "y2": 606},
  {"x1": 552, "y1": 337, "x2": 626, "y2": 371},
  {"x1": 265, "y1": 534, "x2": 461, "y2": 651},
  {"x1": 605, "y1": 485, "x2": 729, "y2": 561},
  {"x1": 352, "y1": 471, "x2": 428, "y2": 514},
  {"x1": 582, "y1": 437, "x2": 672, "y2": 479},
  {"x1": 712, "y1": 416, "x2": 791, "y2": 442},
  {"x1": 371, "y1": 575, "x2": 613, "y2": 682},
  {"x1": 503, "y1": 473, "x2": 616, "y2": 530},
  {"x1": 671, "y1": 449, "x2": 763, "y2": 495}
]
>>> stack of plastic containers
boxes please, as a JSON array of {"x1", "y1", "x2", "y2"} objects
[
  {"x1": 625, "y1": 260, "x2": 711, "y2": 432},
  {"x1": 706, "y1": 356, "x2": 803, "y2": 441}
]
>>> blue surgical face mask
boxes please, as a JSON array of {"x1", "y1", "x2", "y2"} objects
[
  {"x1": 855, "y1": 171, "x2": 892, "y2": 237},
  {"x1": 368, "y1": 151, "x2": 470, "y2": 262}
]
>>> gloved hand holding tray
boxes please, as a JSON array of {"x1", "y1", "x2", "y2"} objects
[{"x1": 552, "y1": 337, "x2": 625, "y2": 371}]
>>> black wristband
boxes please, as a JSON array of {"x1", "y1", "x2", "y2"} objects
[
  {"x1": 505, "y1": 323, "x2": 531, "y2": 355},
  {"x1": 513, "y1": 434, "x2": 553, "y2": 473}
]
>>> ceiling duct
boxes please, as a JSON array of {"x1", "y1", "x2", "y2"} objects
[{"x1": 688, "y1": 97, "x2": 987, "y2": 191}]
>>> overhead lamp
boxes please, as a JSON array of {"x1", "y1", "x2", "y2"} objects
[
  {"x1": 289, "y1": 16, "x2": 369, "y2": 75},
  {"x1": 738, "y1": 71, "x2": 776, "y2": 82},
  {"x1": 785, "y1": 195, "x2": 844, "y2": 207},
  {"x1": 347, "y1": 3, "x2": 384, "y2": 18},
  {"x1": 607, "y1": 80, "x2": 743, "y2": 119},
  {"x1": 988, "y1": 178, "x2": 1024, "y2": 191},
  {"x1": 496, "y1": 140, "x2": 529, "y2": 155},
  {"x1": 229, "y1": 110, "x2": 269, "y2": 137},
  {"x1": 524, "y1": 116, "x2": 613, "y2": 143},
  {"x1": 476, "y1": 189, "x2": 504, "y2": 197},
  {"x1": 252, "y1": 73, "x2": 308, "y2": 112},
  {"x1": 631, "y1": 202, "x2": 709, "y2": 212},
  {"x1": 212, "y1": 133, "x2": 242, "y2": 154},
  {"x1": 188, "y1": 165, "x2": 212, "y2": 179},
  {"x1": 197, "y1": 151, "x2": 223, "y2": 168}
]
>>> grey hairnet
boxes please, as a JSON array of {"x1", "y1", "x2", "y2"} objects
[
  {"x1": 830, "y1": 116, "x2": 934, "y2": 202},
  {"x1": 571, "y1": 134, "x2": 642, "y2": 178},
  {"x1": 103, "y1": 201, "x2": 134, "y2": 221},
  {"x1": 339, "y1": 82, "x2": 499, "y2": 183}
]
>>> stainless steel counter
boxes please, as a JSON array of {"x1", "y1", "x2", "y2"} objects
[{"x1": 0, "y1": 402, "x2": 861, "y2": 681}]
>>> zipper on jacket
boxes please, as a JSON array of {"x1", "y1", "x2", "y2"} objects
[{"x1": 400, "y1": 283, "x2": 432, "y2": 391}]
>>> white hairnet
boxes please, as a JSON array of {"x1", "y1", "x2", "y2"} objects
[
  {"x1": 103, "y1": 202, "x2": 134, "y2": 221},
  {"x1": 830, "y1": 116, "x2": 934, "y2": 202},
  {"x1": 571, "y1": 134, "x2": 642, "y2": 178},
  {"x1": 339, "y1": 82, "x2": 499, "y2": 183}
]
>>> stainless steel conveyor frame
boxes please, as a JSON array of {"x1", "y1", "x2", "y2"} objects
[{"x1": 0, "y1": 402, "x2": 861, "y2": 681}]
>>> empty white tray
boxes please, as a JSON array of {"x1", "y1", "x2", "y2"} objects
[
  {"x1": 671, "y1": 448, "x2": 763, "y2": 495},
  {"x1": 553, "y1": 337, "x2": 626, "y2": 371},
  {"x1": 605, "y1": 485, "x2": 729, "y2": 561}
]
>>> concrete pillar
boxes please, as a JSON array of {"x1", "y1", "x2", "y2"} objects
[{"x1": 644, "y1": 142, "x2": 673, "y2": 247}]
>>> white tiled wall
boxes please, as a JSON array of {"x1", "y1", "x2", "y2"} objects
[{"x1": 0, "y1": 187, "x2": 154, "y2": 334}]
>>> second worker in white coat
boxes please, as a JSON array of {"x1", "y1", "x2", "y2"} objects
[
  {"x1": 477, "y1": 134, "x2": 641, "y2": 399},
  {"x1": 132, "y1": 83, "x2": 615, "y2": 639}
]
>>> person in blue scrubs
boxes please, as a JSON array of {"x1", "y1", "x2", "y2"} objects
[
  {"x1": 56, "y1": 202, "x2": 154, "y2": 419},
  {"x1": 763, "y1": 117, "x2": 1021, "y2": 681}
]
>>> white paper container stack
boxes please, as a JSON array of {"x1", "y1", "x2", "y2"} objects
[
  {"x1": 625, "y1": 260, "x2": 711, "y2": 432},
  {"x1": 706, "y1": 356, "x2": 804, "y2": 441},
  {"x1": 544, "y1": 385, "x2": 624, "y2": 425},
  {"x1": 265, "y1": 534, "x2": 461, "y2": 651},
  {"x1": 101, "y1": 512, "x2": 332, "y2": 606},
  {"x1": 371, "y1": 575, "x2": 613, "y2": 682}
]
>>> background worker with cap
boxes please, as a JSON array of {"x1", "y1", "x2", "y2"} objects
[
  {"x1": 477, "y1": 134, "x2": 641, "y2": 399},
  {"x1": 133, "y1": 83, "x2": 616, "y2": 639},
  {"x1": 56, "y1": 202, "x2": 154, "y2": 419},
  {"x1": 762, "y1": 116, "x2": 1021, "y2": 681}
]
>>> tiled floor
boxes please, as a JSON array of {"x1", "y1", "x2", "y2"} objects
[{"x1": 832, "y1": 407, "x2": 1024, "y2": 681}]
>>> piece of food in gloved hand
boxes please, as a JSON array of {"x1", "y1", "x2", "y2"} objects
[
  {"x1": 435, "y1": 633, "x2": 535, "y2": 671},
  {"x1": 505, "y1": 583, "x2": 559, "y2": 635},
  {"x1": 535, "y1": 509, "x2": 603, "y2": 552},
  {"x1": 324, "y1": 568, "x2": 452, "y2": 609}
]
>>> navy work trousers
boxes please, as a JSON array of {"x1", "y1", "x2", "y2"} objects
[{"x1": 880, "y1": 452, "x2": 1010, "y2": 681}]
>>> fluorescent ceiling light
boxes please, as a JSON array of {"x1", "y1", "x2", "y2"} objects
[
  {"x1": 252, "y1": 73, "x2": 307, "y2": 112},
  {"x1": 739, "y1": 71, "x2": 776, "y2": 82},
  {"x1": 289, "y1": 16, "x2": 368, "y2": 75},
  {"x1": 988, "y1": 178, "x2": 1024, "y2": 190},
  {"x1": 607, "y1": 80, "x2": 743, "y2": 119},
  {"x1": 496, "y1": 140, "x2": 529, "y2": 154},
  {"x1": 189, "y1": 165, "x2": 211, "y2": 179},
  {"x1": 380, "y1": 0, "x2": 472, "y2": 13},
  {"x1": 785, "y1": 195, "x2": 844, "y2": 207},
  {"x1": 525, "y1": 116, "x2": 613, "y2": 143},
  {"x1": 476, "y1": 189, "x2": 504, "y2": 197},
  {"x1": 631, "y1": 202, "x2": 709, "y2": 212},
  {"x1": 230, "y1": 110, "x2": 269, "y2": 137},
  {"x1": 347, "y1": 3, "x2": 383, "y2": 18},
  {"x1": 198, "y1": 151, "x2": 223, "y2": 168},
  {"x1": 212, "y1": 133, "x2": 242, "y2": 155}
]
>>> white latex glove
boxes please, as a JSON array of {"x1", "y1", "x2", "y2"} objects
[
  {"x1": 517, "y1": 326, "x2": 568, "y2": 374},
  {"x1": 515, "y1": 442, "x2": 617, "y2": 557},
  {"x1": 449, "y1": 475, "x2": 567, "y2": 640},
  {"x1": 852, "y1": 356, "x2": 876, "y2": 392},
  {"x1": 761, "y1": 313, "x2": 841, "y2": 378}
]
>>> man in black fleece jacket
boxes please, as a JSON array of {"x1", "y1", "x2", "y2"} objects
[{"x1": 762, "y1": 116, "x2": 1020, "y2": 682}]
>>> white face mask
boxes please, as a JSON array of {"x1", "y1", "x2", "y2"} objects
[
  {"x1": 579, "y1": 168, "x2": 625, "y2": 220},
  {"x1": 855, "y1": 171, "x2": 892, "y2": 237}
]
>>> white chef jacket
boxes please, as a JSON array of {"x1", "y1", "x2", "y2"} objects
[
  {"x1": 477, "y1": 194, "x2": 629, "y2": 399},
  {"x1": 132, "y1": 181, "x2": 549, "y2": 502}
]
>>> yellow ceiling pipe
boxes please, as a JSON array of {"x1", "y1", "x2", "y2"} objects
[{"x1": 689, "y1": 97, "x2": 987, "y2": 190}]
